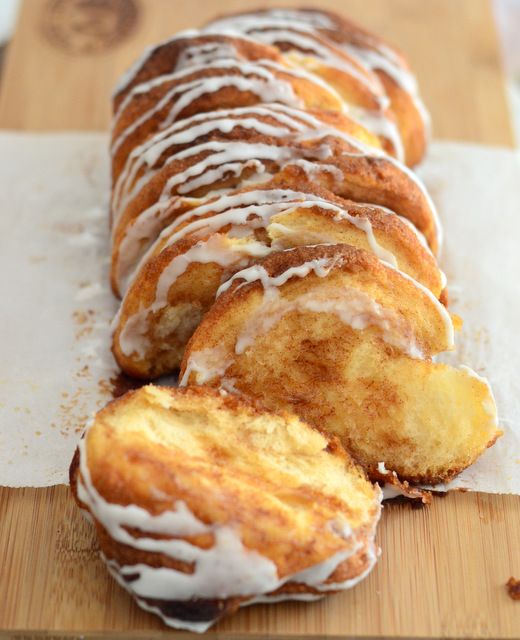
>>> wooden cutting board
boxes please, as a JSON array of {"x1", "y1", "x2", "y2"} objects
[{"x1": 0, "y1": 1, "x2": 518, "y2": 638}]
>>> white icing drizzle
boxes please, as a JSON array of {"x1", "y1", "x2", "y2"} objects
[
  {"x1": 246, "y1": 592, "x2": 323, "y2": 605},
  {"x1": 112, "y1": 101, "x2": 376, "y2": 226},
  {"x1": 130, "y1": 191, "x2": 388, "y2": 258},
  {"x1": 112, "y1": 32, "x2": 399, "y2": 171},
  {"x1": 118, "y1": 189, "x2": 399, "y2": 292},
  {"x1": 347, "y1": 103, "x2": 404, "y2": 162},
  {"x1": 288, "y1": 158, "x2": 345, "y2": 184},
  {"x1": 113, "y1": 133, "x2": 441, "y2": 286},
  {"x1": 116, "y1": 132, "x2": 330, "y2": 220},
  {"x1": 377, "y1": 461, "x2": 392, "y2": 475},
  {"x1": 298, "y1": 9, "x2": 430, "y2": 131},
  {"x1": 342, "y1": 42, "x2": 432, "y2": 138},
  {"x1": 112, "y1": 57, "x2": 305, "y2": 158},
  {"x1": 175, "y1": 40, "x2": 240, "y2": 70},
  {"x1": 206, "y1": 17, "x2": 382, "y2": 93},
  {"x1": 178, "y1": 345, "x2": 234, "y2": 387},
  {"x1": 316, "y1": 541, "x2": 379, "y2": 591},
  {"x1": 180, "y1": 249, "x2": 454, "y2": 386},
  {"x1": 395, "y1": 268, "x2": 454, "y2": 349},
  {"x1": 104, "y1": 560, "x2": 216, "y2": 634},
  {"x1": 233, "y1": 286, "x2": 423, "y2": 360},
  {"x1": 114, "y1": 188, "x2": 316, "y2": 292},
  {"x1": 112, "y1": 29, "x2": 199, "y2": 96},
  {"x1": 180, "y1": 249, "x2": 449, "y2": 381},
  {"x1": 154, "y1": 238, "x2": 269, "y2": 305},
  {"x1": 115, "y1": 189, "x2": 311, "y2": 295},
  {"x1": 78, "y1": 437, "x2": 281, "y2": 600},
  {"x1": 328, "y1": 205, "x2": 398, "y2": 267},
  {"x1": 381, "y1": 485, "x2": 406, "y2": 500},
  {"x1": 383, "y1": 154, "x2": 442, "y2": 250},
  {"x1": 181, "y1": 248, "x2": 451, "y2": 368},
  {"x1": 112, "y1": 103, "x2": 326, "y2": 223},
  {"x1": 116, "y1": 195, "x2": 447, "y2": 367},
  {"x1": 217, "y1": 254, "x2": 340, "y2": 297},
  {"x1": 376, "y1": 462, "x2": 404, "y2": 500}
]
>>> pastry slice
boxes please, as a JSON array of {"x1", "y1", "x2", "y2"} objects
[
  {"x1": 180, "y1": 244, "x2": 500, "y2": 484},
  {"x1": 70, "y1": 385, "x2": 381, "y2": 632}
]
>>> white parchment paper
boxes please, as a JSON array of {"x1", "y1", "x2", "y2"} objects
[
  {"x1": 0, "y1": 133, "x2": 518, "y2": 492},
  {"x1": 0, "y1": 133, "x2": 118, "y2": 486},
  {"x1": 417, "y1": 142, "x2": 520, "y2": 493}
]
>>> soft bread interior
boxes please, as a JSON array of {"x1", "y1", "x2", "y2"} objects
[
  {"x1": 83, "y1": 385, "x2": 379, "y2": 577},
  {"x1": 335, "y1": 344, "x2": 499, "y2": 481}
]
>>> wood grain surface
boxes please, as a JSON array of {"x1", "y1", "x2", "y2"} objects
[{"x1": 0, "y1": 1, "x2": 518, "y2": 638}]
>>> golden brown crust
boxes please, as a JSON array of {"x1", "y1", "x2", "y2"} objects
[
  {"x1": 110, "y1": 104, "x2": 381, "y2": 276},
  {"x1": 111, "y1": 169, "x2": 438, "y2": 296},
  {"x1": 109, "y1": 20, "x2": 438, "y2": 390},
  {"x1": 87, "y1": 7, "x2": 499, "y2": 631}
]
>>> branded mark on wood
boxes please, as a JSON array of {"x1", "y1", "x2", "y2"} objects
[{"x1": 41, "y1": 0, "x2": 140, "y2": 55}]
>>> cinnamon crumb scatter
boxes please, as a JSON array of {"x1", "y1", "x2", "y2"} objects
[
  {"x1": 109, "y1": 372, "x2": 144, "y2": 398},
  {"x1": 75, "y1": 364, "x2": 90, "y2": 378},
  {"x1": 385, "y1": 495, "x2": 428, "y2": 510},
  {"x1": 98, "y1": 372, "x2": 146, "y2": 400},
  {"x1": 13, "y1": 406, "x2": 32, "y2": 414},
  {"x1": 56, "y1": 302, "x2": 118, "y2": 438},
  {"x1": 72, "y1": 308, "x2": 96, "y2": 339},
  {"x1": 53, "y1": 221, "x2": 85, "y2": 235},
  {"x1": 506, "y1": 577, "x2": 520, "y2": 600},
  {"x1": 56, "y1": 382, "x2": 93, "y2": 437}
]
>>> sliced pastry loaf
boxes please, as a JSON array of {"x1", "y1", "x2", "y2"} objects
[
  {"x1": 70, "y1": 385, "x2": 381, "y2": 632},
  {"x1": 111, "y1": 181, "x2": 444, "y2": 379},
  {"x1": 180, "y1": 244, "x2": 500, "y2": 484}
]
